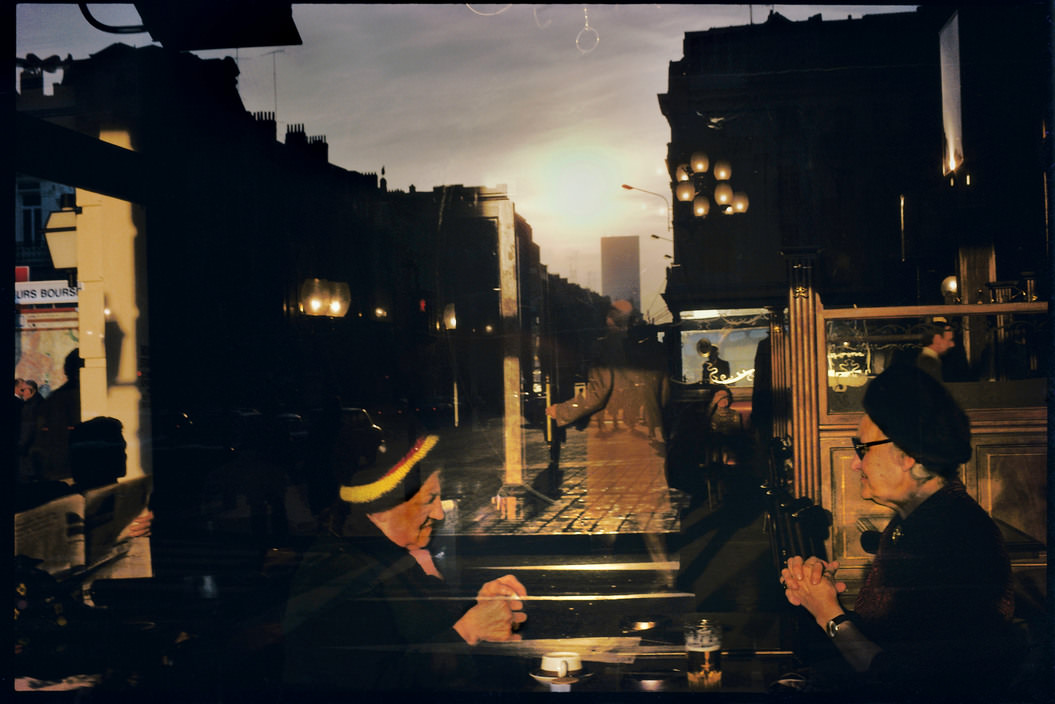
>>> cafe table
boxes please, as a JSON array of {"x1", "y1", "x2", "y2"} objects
[
  {"x1": 463, "y1": 609, "x2": 802, "y2": 695},
  {"x1": 470, "y1": 638, "x2": 798, "y2": 694}
]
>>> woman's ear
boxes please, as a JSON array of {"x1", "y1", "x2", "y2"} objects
[{"x1": 894, "y1": 446, "x2": 919, "y2": 473}]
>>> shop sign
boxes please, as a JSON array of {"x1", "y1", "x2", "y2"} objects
[{"x1": 15, "y1": 280, "x2": 79, "y2": 305}]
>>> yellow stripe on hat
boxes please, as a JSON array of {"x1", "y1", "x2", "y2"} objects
[{"x1": 340, "y1": 435, "x2": 439, "y2": 505}]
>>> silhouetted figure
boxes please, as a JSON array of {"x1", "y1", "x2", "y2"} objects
[
  {"x1": 665, "y1": 402, "x2": 712, "y2": 496},
  {"x1": 14, "y1": 379, "x2": 27, "y2": 479},
  {"x1": 750, "y1": 334, "x2": 773, "y2": 443},
  {"x1": 546, "y1": 301, "x2": 665, "y2": 433},
  {"x1": 16, "y1": 380, "x2": 43, "y2": 483},
  {"x1": 15, "y1": 416, "x2": 134, "y2": 512},
  {"x1": 698, "y1": 339, "x2": 730, "y2": 386},
  {"x1": 30, "y1": 349, "x2": 82, "y2": 481},
  {"x1": 627, "y1": 324, "x2": 671, "y2": 442},
  {"x1": 69, "y1": 416, "x2": 127, "y2": 490}
]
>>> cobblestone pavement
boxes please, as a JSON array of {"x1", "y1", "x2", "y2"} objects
[{"x1": 430, "y1": 417, "x2": 689, "y2": 536}]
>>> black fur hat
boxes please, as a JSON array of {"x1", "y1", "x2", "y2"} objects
[{"x1": 862, "y1": 365, "x2": 971, "y2": 478}]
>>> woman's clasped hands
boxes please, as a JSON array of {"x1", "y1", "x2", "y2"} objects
[{"x1": 780, "y1": 556, "x2": 847, "y2": 623}]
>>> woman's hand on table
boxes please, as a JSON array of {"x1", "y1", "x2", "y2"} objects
[
  {"x1": 454, "y1": 574, "x2": 528, "y2": 645},
  {"x1": 123, "y1": 509, "x2": 154, "y2": 538}
]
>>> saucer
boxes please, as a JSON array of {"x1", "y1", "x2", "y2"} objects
[{"x1": 530, "y1": 669, "x2": 592, "y2": 685}]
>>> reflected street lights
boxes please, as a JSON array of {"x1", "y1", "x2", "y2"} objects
[{"x1": 621, "y1": 184, "x2": 671, "y2": 232}]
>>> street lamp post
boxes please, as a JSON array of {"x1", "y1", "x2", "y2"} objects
[
  {"x1": 621, "y1": 184, "x2": 672, "y2": 232},
  {"x1": 623, "y1": 184, "x2": 676, "y2": 321}
]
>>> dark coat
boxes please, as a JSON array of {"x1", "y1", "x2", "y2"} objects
[
  {"x1": 849, "y1": 480, "x2": 1018, "y2": 699},
  {"x1": 282, "y1": 521, "x2": 477, "y2": 691},
  {"x1": 915, "y1": 348, "x2": 943, "y2": 382}
]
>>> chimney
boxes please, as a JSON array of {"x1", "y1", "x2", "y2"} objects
[
  {"x1": 252, "y1": 111, "x2": 276, "y2": 141},
  {"x1": 307, "y1": 135, "x2": 329, "y2": 163},
  {"x1": 285, "y1": 124, "x2": 329, "y2": 163},
  {"x1": 285, "y1": 123, "x2": 307, "y2": 147},
  {"x1": 20, "y1": 68, "x2": 43, "y2": 95}
]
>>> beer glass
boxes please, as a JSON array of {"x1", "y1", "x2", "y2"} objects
[{"x1": 684, "y1": 618, "x2": 722, "y2": 690}]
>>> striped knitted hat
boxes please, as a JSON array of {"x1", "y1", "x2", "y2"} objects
[{"x1": 339, "y1": 431, "x2": 441, "y2": 512}]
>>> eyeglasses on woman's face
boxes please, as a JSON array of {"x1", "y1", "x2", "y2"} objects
[{"x1": 851, "y1": 437, "x2": 893, "y2": 460}]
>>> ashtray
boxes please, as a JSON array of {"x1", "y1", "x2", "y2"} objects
[{"x1": 620, "y1": 616, "x2": 668, "y2": 634}]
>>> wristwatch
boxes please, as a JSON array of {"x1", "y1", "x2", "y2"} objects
[{"x1": 826, "y1": 614, "x2": 851, "y2": 638}]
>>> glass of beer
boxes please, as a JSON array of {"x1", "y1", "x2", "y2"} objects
[{"x1": 684, "y1": 618, "x2": 722, "y2": 690}]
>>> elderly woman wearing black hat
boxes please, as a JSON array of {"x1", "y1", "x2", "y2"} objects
[
  {"x1": 779, "y1": 365, "x2": 1018, "y2": 699},
  {"x1": 282, "y1": 426, "x2": 527, "y2": 690}
]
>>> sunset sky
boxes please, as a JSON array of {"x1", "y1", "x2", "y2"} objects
[{"x1": 17, "y1": 4, "x2": 915, "y2": 322}]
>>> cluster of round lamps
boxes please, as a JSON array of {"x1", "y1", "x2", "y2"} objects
[{"x1": 674, "y1": 152, "x2": 749, "y2": 217}]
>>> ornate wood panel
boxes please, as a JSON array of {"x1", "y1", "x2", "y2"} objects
[{"x1": 972, "y1": 437, "x2": 1048, "y2": 554}]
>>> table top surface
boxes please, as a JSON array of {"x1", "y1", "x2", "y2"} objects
[{"x1": 437, "y1": 609, "x2": 799, "y2": 694}]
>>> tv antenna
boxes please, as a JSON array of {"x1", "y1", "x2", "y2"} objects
[{"x1": 261, "y1": 49, "x2": 285, "y2": 115}]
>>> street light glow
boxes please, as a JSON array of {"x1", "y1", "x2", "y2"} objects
[{"x1": 621, "y1": 184, "x2": 672, "y2": 232}]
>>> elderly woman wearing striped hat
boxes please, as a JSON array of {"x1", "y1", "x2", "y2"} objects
[{"x1": 283, "y1": 424, "x2": 527, "y2": 690}]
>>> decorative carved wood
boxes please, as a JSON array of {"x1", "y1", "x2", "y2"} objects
[
  {"x1": 785, "y1": 249, "x2": 821, "y2": 502},
  {"x1": 769, "y1": 306, "x2": 789, "y2": 441}
]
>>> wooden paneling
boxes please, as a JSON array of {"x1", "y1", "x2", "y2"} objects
[{"x1": 973, "y1": 437, "x2": 1048, "y2": 546}]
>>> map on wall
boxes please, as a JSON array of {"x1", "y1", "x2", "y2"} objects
[{"x1": 15, "y1": 321, "x2": 79, "y2": 396}]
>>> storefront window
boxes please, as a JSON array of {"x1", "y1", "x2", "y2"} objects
[{"x1": 826, "y1": 308, "x2": 1048, "y2": 413}]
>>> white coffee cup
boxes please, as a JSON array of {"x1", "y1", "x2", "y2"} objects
[{"x1": 540, "y1": 651, "x2": 583, "y2": 679}]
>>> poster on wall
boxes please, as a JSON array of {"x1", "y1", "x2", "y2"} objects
[{"x1": 15, "y1": 309, "x2": 79, "y2": 396}]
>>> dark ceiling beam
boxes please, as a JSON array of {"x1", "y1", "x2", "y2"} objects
[
  {"x1": 133, "y1": 1, "x2": 301, "y2": 51},
  {"x1": 15, "y1": 112, "x2": 148, "y2": 203}
]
